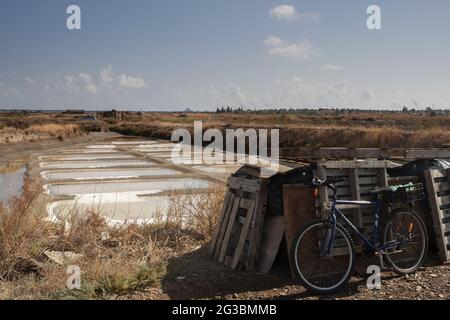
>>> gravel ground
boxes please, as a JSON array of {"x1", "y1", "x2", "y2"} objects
[{"x1": 122, "y1": 247, "x2": 449, "y2": 300}]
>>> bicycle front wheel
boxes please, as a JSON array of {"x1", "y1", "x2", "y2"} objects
[{"x1": 290, "y1": 220, "x2": 355, "y2": 294}]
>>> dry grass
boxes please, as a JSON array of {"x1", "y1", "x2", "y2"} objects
[
  {"x1": 27, "y1": 124, "x2": 80, "y2": 137},
  {"x1": 1, "y1": 110, "x2": 449, "y2": 148},
  {"x1": 0, "y1": 180, "x2": 226, "y2": 300},
  {"x1": 0, "y1": 122, "x2": 83, "y2": 145},
  {"x1": 109, "y1": 112, "x2": 450, "y2": 149}
]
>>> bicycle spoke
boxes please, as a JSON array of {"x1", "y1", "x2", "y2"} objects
[{"x1": 293, "y1": 222, "x2": 353, "y2": 293}]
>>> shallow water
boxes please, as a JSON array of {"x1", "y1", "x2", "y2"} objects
[
  {"x1": 111, "y1": 141, "x2": 157, "y2": 145},
  {"x1": 41, "y1": 167, "x2": 182, "y2": 181},
  {"x1": 47, "y1": 192, "x2": 201, "y2": 223},
  {"x1": 192, "y1": 165, "x2": 241, "y2": 174},
  {"x1": 86, "y1": 145, "x2": 116, "y2": 149},
  {"x1": 58, "y1": 148, "x2": 118, "y2": 155},
  {"x1": 45, "y1": 178, "x2": 211, "y2": 196},
  {"x1": 134, "y1": 147, "x2": 176, "y2": 153},
  {"x1": 40, "y1": 160, "x2": 155, "y2": 169},
  {"x1": 0, "y1": 166, "x2": 26, "y2": 203},
  {"x1": 40, "y1": 154, "x2": 134, "y2": 161}
]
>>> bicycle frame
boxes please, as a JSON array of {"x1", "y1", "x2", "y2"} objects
[{"x1": 323, "y1": 195, "x2": 406, "y2": 256}]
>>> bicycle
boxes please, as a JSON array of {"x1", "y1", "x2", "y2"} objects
[{"x1": 290, "y1": 176, "x2": 428, "y2": 294}]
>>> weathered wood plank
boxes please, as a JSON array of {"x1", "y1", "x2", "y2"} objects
[
  {"x1": 209, "y1": 191, "x2": 232, "y2": 258},
  {"x1": 349, "y1": 168, "x2": 363, "y2": 229},
  {"x1": 316, "y1": 166, "x2": 329, "y2": 218},
  {"x1": 424, "y1": 169, "x2": 450, "y2": 262},
  {"x1": 228, "y1": 177, "x2": 261, "y2": 193},
  {"x1": 212, "y1": 192, "x2": 236, "y2": 261},
  {"x1": 247, "y1": 179, "x2": 268, "y2": 271},
  {"x1": 231, "y1": 200, "x2": 256, "y2": 269},
  {"x1": 377, "y1": 168, "x2": 389, "y2": 188},
  {"x1": 218, "y1": 196, "x2": 241, "y2": 263},
  {"x1": 281, "y1": 147, "x2": 450, "y2": 160},
  {"x1": 320, "y1": 159, "x2": 398, "y2": 169}
]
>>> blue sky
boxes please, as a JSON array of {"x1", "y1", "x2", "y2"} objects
[{"x1": 0, "y1": 0, "x2": 449, "y2": 111}]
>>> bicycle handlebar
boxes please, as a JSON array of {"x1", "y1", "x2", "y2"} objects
[{"x1": 312, "y1": 176, "x2": 347, "y2": 188}]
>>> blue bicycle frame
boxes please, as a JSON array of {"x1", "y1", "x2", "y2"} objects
[{"x1": 324, "y1": 196, "x2": 406, "y2": 256}]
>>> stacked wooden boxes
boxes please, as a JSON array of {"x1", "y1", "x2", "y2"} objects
[
  {"x1": 209, "y1": 175, "x2": 268, "y2": 271},
  {"x1": 314, "y1": 160, "x2": 395, "y2": 247},
  {"x1": 424, "y1": 168, "x2": 450, "y2": 262}
]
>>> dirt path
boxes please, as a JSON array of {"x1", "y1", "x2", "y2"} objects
[{"x1": 124, "y1": 246, "x2": 449, "y2": 300}]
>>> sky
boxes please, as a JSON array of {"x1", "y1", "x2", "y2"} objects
[{"x1": 0, "y1": 0, "x2": 449, "y2": 111}]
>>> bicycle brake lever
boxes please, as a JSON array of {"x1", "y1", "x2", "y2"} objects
[{"x1": 312, "y1": 177, "x2": 321, "y2": 186}]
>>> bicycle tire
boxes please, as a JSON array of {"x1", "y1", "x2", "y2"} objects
[
  {"x1": 381, "y1": 208, "x2": 428, "y2": 274},
  {"x1": 290, "y1": 219, "x2": 356, "y2": 294}
]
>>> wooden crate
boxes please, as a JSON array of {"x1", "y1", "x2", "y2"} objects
[
  {"x1": 314, "y1": 160, "x2": 390, "y2": 241},
  {"x1": 209, "y1": 176, "x2": 268, "y2": 270},
  {"x1": 424, "y1": 168, "x2": 450, "y2": 262}
]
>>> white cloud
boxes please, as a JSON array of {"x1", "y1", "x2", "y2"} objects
[
  {"x1": 361, "y1": 89, "x2": 375, "y2": 101},
  {"x1": 24, "y1": 76, "x2": 35, "y2": 85},
  {"x1": 42, "y1": 66, "x2": 147, "y2": 95},
  {"x1": 273, "y1": 77, "x2": 368, "y2": 107},
  {"x1": 267, "y1": 39, "x2": 319, "y2": 60},
  {"x1": 0, "y1": 82, "x2": 20, "y2": 98},
  {"x1": 85, "y1": 83, "x2": 98, "y2": 94},
  {"x1": 118, "y1": 74, "x2": 147, "y2": 89},
  {"x1": 229, "y1": 84, "x2": 250, "y2": 105},
  {"x1": 264, "y1": 36, "x2": 283, "y2": 46},
  {"x1": 207, "y1": 84, "x2": 220, "y2": 100},
  {"x1": 270, "y1": 5, "x2": 319, "y2": 21},
  {"x1": 270, "y1": 5, "x2": 298, "y2": 21},
  {"x1": 99, "y1": 65, "x2": 114, "y2": 83},
  {"x1": 321, "y1": 64, "x2": 344, "y2": 71}
]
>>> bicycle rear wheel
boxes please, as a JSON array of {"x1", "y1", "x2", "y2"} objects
[
  {"x1": 382, "y1": 208, "x2": 428, "y2": 274},
  {"x1": 290, "y1": 220, "x2": 355, "y2": 294}
]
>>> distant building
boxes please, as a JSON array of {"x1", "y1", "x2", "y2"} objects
[
  {"x1": 99, "y1": 109, "x2": 124, "y2": 120},
  {"x1": 63, "y1": 109, "x2": 85, "y2": 114}
]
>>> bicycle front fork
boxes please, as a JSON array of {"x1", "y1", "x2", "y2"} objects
[{"x1": 321, "y1": 215, "x2": 337, "y2": 257}]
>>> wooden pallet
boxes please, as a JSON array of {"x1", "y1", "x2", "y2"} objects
[
  {"x1": 314, "y1": 161, "x2": 390, "y2": 248},
  {"x1": 280, "y1": 147, "x2": 450, "y2": 160},
  {"x1": 424, "y1": 168, "x2": 450, "y2": 262},
  {"x1": 209, "y1": 176, "x2": 268, "y2": 270}
]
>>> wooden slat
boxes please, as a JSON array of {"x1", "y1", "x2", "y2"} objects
[
  {"x1": 218, "y1": 196, "x2": 241, "y2": 263},
  {"x1": 349, "y1": 168, "x2": 363, "y2": 229},
  {"x1": 212, "y1": 193, "x2": 236, "y2": 260},
  {"x1": 424, "y1": 169, "x2": 450, "y2": 262},
  {"x1": 281, "y1": 147, "x2": 450, "y2": 160},
  {"x1": 377, "y1": 168, "x2": 389, "y2": 188},
  {"x1": 320, "y1": 159, "x2": 397, "y2": 169},
  {"x1": 247, "y1": 180, "x2": 268, "y2": 271},
  {"x1": 209, "y1": 191, "x2": 232, "y2": 257},
  {"x1": 231, "y1": 200, "x2": 256, "y2": 269},
  {"x1": 228, "y1": 177, "x2": 261, "y2": 193},
  {"x1": 316, "y1": 166, "x2": 329, "y2": 217},
  {"x1": 436, "y1": 194, "x2": 450, "y2": 208}
]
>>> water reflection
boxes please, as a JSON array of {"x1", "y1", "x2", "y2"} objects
[{"x1": 0, "y1": 165, "x2": 26, "y2": 204}]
